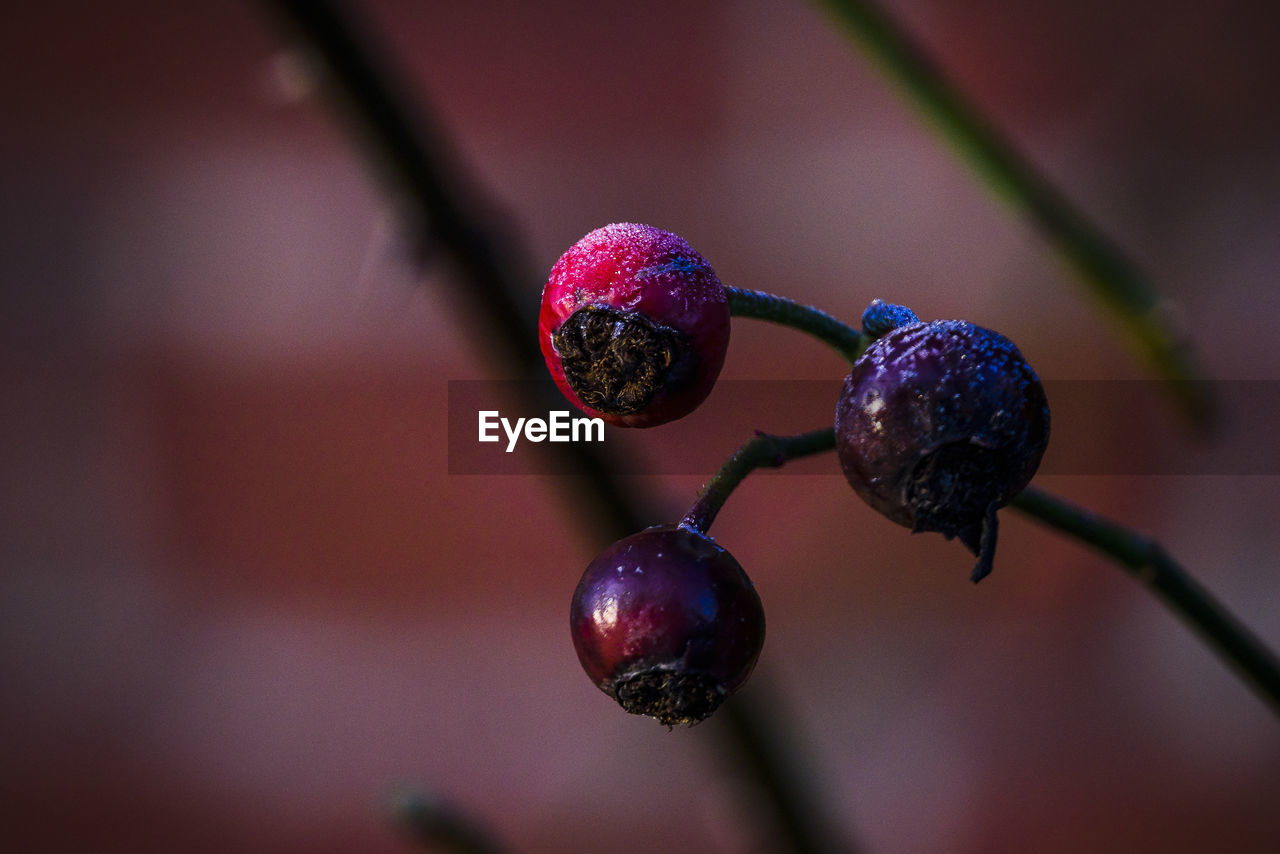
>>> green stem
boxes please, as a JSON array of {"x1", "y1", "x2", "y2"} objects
[
  {"x1": 685, "y1": 424, "x2": 1280, "y2": 714},
  {"x1": 813, "y1": 0, "x2": 1214, "y2": 430},
  {"x1": 1012, "y1": 486, "x2": 1280, "y2": 714},
  {"x1": 726, "y1": 286, "x2": 866, "y2": 363},
  {"x1": 681, "y1": 428, "x2": 838, "y2": 534}
]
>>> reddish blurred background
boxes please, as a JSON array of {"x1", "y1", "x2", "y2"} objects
[{"x1": 2, "y1": 1, "x2": 1279, "y2": 851}]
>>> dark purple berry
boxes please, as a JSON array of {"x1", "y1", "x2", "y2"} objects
[
  {"x1": 539, "y1": 223, "x2": 730, "y2": 428},
  {"x1": 835, "y1": 308, "x2": 1050, "y2": 582},
  {"x1": 570, "y1": 525, "x2": 765, "y2": 726}
]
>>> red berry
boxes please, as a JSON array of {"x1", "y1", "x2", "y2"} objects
[
  {"x1": 539, "y1": 223, "x2": 730, "y2": 427},
  {"x1": 570, "y1": 525, "x2": 765, "y2": 726},
  {"x1": 835, "y1": 310, "x2": 1050, "y2": 582}
]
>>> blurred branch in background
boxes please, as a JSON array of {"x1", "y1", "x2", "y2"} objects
[
  {"x1": 256, "y1": 0, "x2": 855, "y2": 852},
  {"x1": 813, "y1": 0, "x2": 1216, "y2": 430},
  {"x1": 257, "y1": 0, "x2": 647, "y2": 537},
  {"x1": 389, "y1": 787, "x2": 507, "y2": 854}
]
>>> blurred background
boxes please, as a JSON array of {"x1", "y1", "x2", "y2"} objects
[{"x1": 2, "y1": 0, "x2": 1279, "y2": 851}]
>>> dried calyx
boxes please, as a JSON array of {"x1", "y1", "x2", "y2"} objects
[{"x1": 551, "y1": 305, "x2": 689, "y2": 415}]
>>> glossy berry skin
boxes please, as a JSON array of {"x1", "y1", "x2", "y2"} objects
[
  {"x1": 835, "y1": 311, "x2": 1049, "y2": 582},
  {"x1": 570, "y1": 525, "x2": 765, "y2": 726},
  {"x1": 539, "y1": 223, "x2": 730, "y2": 428}
]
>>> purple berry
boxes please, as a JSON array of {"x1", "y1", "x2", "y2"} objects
[
  {"x1": 570, "y1": 525, "x2": 765, "y2": 726},
  {"x1": 539, "y1": 223, "x2": 730, "y2": 428},
  {"x1": 835, "y1": 309, "x2": 1050, "y2": 582}
]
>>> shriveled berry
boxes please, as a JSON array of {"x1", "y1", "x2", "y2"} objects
[
  {"x1": 539, "y1": 223, "x2": 730, "y2": 427},
  {"x1": 835, "y1": 307, "x2": 1049, "y2": 582},
  {"x1": 570, "y1": 525, "x2": 765, "y2": 726}
]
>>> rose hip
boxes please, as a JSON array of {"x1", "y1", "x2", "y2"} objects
[
  {"x1": 570, "y1": 525, "x2": 765, "y2": 726},
  {"x1": 539, "y1": 223, "x2": 730, "y2": 427},
  {"x1": 835, "y1": 307, "x2": 1050, "y2": 581}
]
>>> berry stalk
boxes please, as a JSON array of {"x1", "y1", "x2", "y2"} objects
[
  {"x1": 681, "y1": 427, "x2": 838, "y2": 535},
  {"x1": 726, "y1": 287, "x2": 866, "y2": 363},
  {"x1": 1012, "y1": 486, "x2": 1280, "y2": 714},
  {"x1": 685, "y1": 425, "x2": 1280, "y2": 715}
]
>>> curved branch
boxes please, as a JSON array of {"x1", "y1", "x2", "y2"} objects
[
  {"x1": 726, "y1": 287, "x2": 866, "y2": 363},
  {"x1": 681, "y1": 428, "x2": 838, "y2": 534},
  {"x1": 1012, "y1": 486, "x2": 1280, "y2": 713}
]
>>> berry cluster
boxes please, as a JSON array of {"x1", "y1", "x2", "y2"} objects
[{"x1": 540, "y1": 224, "x2": 1050, "y2": 725}]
